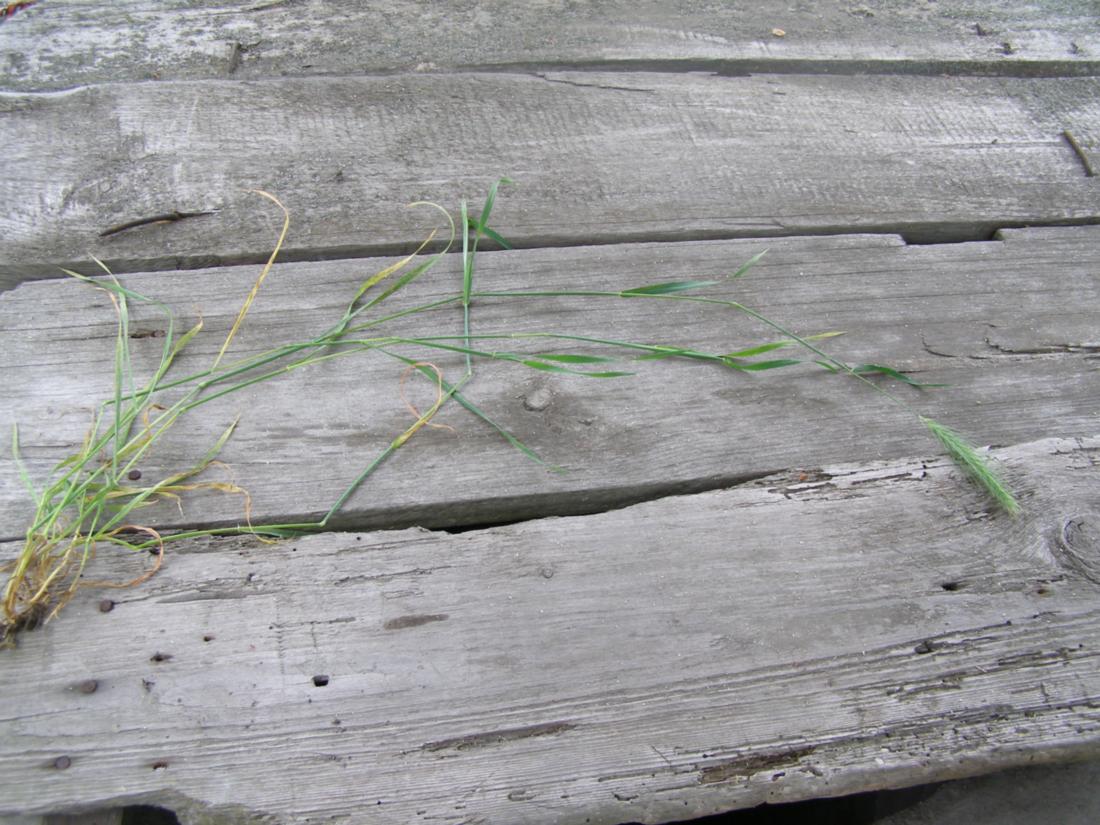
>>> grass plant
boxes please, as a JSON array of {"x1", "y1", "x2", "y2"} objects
[{"x1": 1, "y1": 181, "x2": 1019, "y2": 644}]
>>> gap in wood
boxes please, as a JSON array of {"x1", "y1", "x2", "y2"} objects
[
  {"x1": 314, "y1": 470, "x2": 784, "y2": 537},
  {"x1": 0, "y1": 470, "x2": 783, "y2": 546},
  {"x1": 32, "y1": 217, "x2": 1100, "y2": 284},
  {"x1": 454, "y1": 58, "x2": 1100, "y2": 80}
]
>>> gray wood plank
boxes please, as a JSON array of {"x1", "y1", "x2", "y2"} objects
[
  {"x1": 1, "y1": 0, "x2": 1097, "y2": 92},
  {"x1": 1, "y1": 434, "x2": 1097, "y2": 824},
  {"x1": 1, "y1": 227, "x2": 1098, "y2": 540},
  {"x1": 2, "y1": 72, "x2": 1099, "y2": 287}
]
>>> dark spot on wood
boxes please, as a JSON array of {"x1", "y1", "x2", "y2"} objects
[
  {"x1": 142, "y1": 678, "x2": 155, "y2": 692},
  {"x1": 422, "y1": 721, "x2": 576, "y2": 752},
  {"x1": 128, "y1": 469, "x2": 142, "y2": 481},
  {"x1": 52, "y1": 756, "x2": 72, "y2": 770},
  {"x1": 940, "y1": 581, "x2": 965, "y2": 592},
  {"x1": 202, "y1": 634, "x2": 215, "y2": 642},
  {"x1": 152, "y1": 760, "x2": 169, "y2": 771},
  {"x1": 116, "y1": 806, "x2": 179, "y2": 825},
  {"x1": 312, "y1": 674, "x2": 330, "y2": 687},
  {"x1": 383, "y1": 613, "x2": 448, "y2": 631},
  {"x1": 914, "y1": 640, "x2": 936, "y2": 654},
  {"x1": 151, "y1": 652, "x2": 173, "y2": 663},
  {"x1": 227, "y1": 41, "x2": 243, "y2": 75},
  {"x1": 98, "y1": 599, "x2": 115, "y2": 613},
  {"x1": 699, "y1": 745, "x2": 816, "y2": 784},
  {"x1": 74, "y1": 679, "x2": 98, "y2": 694},
  {"x1": 128, "y1": 329, "x2": 165, "y2": 340}
]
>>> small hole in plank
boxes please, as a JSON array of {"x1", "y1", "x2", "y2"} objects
[
  {"x1": 312, "y1": 674, "x2": 330, "y2": 687},
  {"x1": 122, "y1": 805, "x2": 180, "y2": 825}
]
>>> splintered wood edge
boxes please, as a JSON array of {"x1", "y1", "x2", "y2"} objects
[{"x1": 0, "y1": 434, "x2": 1097, "y2": 824}]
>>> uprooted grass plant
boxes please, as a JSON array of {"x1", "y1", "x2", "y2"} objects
[{"x1": 0, "y1": 180, "x2": 1019, "y2": 644}]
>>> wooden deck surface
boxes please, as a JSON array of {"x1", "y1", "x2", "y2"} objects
[{"x1": 1, "y1": 2, "x2": 1099, "y2": 824}]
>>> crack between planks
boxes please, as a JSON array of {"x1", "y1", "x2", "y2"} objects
[
  {"x1": 16, "y1": 56, "x2": 1098, "y2": 96},
  {"x1": 453, "y1": 57, "x2": 1100, "y2": 80},
  {"x1": 9, "y1": 216, "x2": 1100, "y2": 289},
  {"x1": 0, "y1": 470, "x2": 785, "y2": 546},
  {"x1": 432, "y1": 469, "x2": 786, "y2": 535}
]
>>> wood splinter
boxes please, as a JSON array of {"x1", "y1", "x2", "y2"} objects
[
  {"x1": 1062, "y1": 130, "x2": 1097, "y2": 178},
  {"x1": 99, "y1": 210, "x2": 217, "y2": 238}
]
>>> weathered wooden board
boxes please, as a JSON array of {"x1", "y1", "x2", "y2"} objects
[
  {"x1": 2, "y1": 0, "x2": 1097, "y2": 92},
  {"x1": 1, "y1": 434, "x2": 1097, "y2": 824},
  {"x1": 2, "y1": 72, "x2": 1099, "y2": 286},
  {"x1": 2, "y1": 227, "x2": 1098, "y2": 540}
]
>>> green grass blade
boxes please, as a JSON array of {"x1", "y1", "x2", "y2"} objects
[
  {"x1": 11, "y1": 425, "x2": 37, "y2": 501},
  {"x1": 725, "y1": 358, "x2": 802, "y2": 371},
  {"x1": 728, "y1": 249, "x2": 768, "y2": 280},
  {"x1": 522, "y1": 360, "x2": 634, "y2": 378},
  {"x1": 341, "y1": 202, "x2": 456, "y2": 325},
  {"x1": 478, "y1": 224, "x2": 513, "y2": 250},
  {"x1": 461, "y1": 199, "x2": 472, "y2": 305},
  {"x1": 461, "y1": 198, "x2": 474, "y2": 376},
  {"x1": 450, "y1": 390, "x2": 561, "y2": 471},
  {"x1": 723, "y1": 341, "x2": 788, "y2": 358},
  {"x1": 478, "y1": 176, "x2": 512, "y2": 230},
  {"x1": 384, "y1": 352, "x2": 560, "y2": 471},
  {"x1": 109, "y1": 276, "x2": 132, "y2": 478},
  {"x1": 853, "y1": 364, "x2": 948, "y2": 389},
  {"x1": 536, "y1": 353, "x2": 617, "y2": 364},
  {"x1": 168, "y1": 318, "x2": 204, "y2": 364},
  {"x1": 921, "y1": 417, "x2": 1020, "y2": 515},
  {"x1": 724, "y1": 332, "x2": 845, "y2": 358},
  {"x1": 621, "y1": 280, "x2": 718, "y2": 296}
]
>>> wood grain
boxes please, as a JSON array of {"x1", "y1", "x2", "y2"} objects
[
  {"x1": 1, "y1": 434, "x2": 1097, "y2": 824},
  {"x1": 1, "y1": 227, "x2": 1098, "y2": 540},
  {"x1": 1, "y1": 0, "x2": 1097, "y2": 92},
  {"x1": 2, "y1": 73, "x2": 1098, "y2": 287}
]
